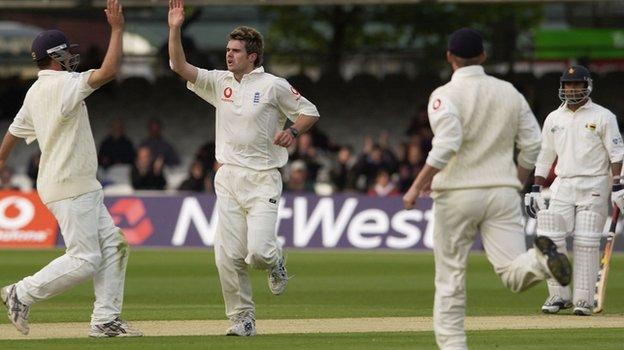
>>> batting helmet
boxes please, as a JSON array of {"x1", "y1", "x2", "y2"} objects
[
  {"x1": 558, "y1": 65, "x2": 592, "y2": 104},
  {"x1": 31, "y1": 30, "x2": 80, "y2": 72}
]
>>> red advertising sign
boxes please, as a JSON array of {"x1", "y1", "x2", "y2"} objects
[{"x1": 0, "y1": 191, "x2": 58, "y2": 248}]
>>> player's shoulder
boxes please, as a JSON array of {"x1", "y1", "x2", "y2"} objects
[{"x1": 589, "y1": 101, "x2": 616, "y2": 117}]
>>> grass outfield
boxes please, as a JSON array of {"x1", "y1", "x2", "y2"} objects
[{"x1": 0, "y1": 249, "x2": 622, "y2": 348}]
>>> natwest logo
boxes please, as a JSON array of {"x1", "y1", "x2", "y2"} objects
[
  {"x1": 0, "y1": 191, "x2": 58, "y2": 248},
  {"x1": 110, "y1": 198, "x2": 154, "y2": 245}
]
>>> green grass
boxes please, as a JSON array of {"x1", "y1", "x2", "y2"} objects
[
  {"x1": 0, "y1": 329, "x2": 623, "y2": 350},
  {"x1": 0, "y1": 249, "x2": 623, "y2": 349}
]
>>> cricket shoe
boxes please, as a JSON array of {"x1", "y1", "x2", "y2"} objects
[
  {"x1": 1, "y1": 284, "x2": 30, "y2": 335},
  {"x1": 541, "y1": 295, "x2": 573, "y2": 314},
  {"x1": 268, "y1": 257, "x2": 288, "y2": 295},
  {"x1": 573, "y1": 301, "x2": 592, "y2": 316},
  {"x1": 89, "y1": 318, "x2": 143, "y2": 337},
  {"x1": 226, "y1": 311, "x2": 256, "y2": 336},
  {"x1": 534, "y1": 236, "x2": 572, "y2": 286}
]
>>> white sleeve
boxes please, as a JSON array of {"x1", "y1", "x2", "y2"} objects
[
  {"x1": 601, "y1": 112, "x2": 624, "y2": 164},
  {"x1": 187, "y1": 68, "x2": 219, "y2": 106},
  {"x1": 534, "y1": 116, "x2": 557, "y2": 178},
  {"x1": 425, "y1": 95, "x2": 462, "y2": 169},
  {"x1": 60, "y1": 70, "x2": 96, "y2": 116},
  {"x1": 273, "y1": 78, "x2": 319, "y2": 122},
  {"x1": 515, "y1": 97, "x2": 542, "y2": 170},
  {"x1": 8, "y1": 106, "x2": 36, "y2": 144}
]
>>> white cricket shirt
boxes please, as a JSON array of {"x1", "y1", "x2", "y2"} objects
[
  {"x1": 535, "y1": 99, "x2": 624, "y2": 179},
  {"x1": 9, "y1": 69, "x2": 102, "y2": 204},
  {"x1": 426, "y1": 65, "x2": 542, "y2": 191},
  {"x1": 187, "y1": 66, "x2": 320, "y2": 171}
]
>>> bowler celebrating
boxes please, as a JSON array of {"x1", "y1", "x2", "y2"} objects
[{"x1": 168, "y1": 0, "x2": 320, "y2": 336}]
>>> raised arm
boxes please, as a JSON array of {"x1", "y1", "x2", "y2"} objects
[
  {"x1": 88, "y1": 0, "x2": 124, "y2": 89},
  {"x1": 168, "y1": 0, "x2": 198, "y2": 83}
]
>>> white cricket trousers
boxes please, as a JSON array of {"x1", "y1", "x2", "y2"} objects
[
  {"x1": 213, "y1": 164, "x2": 283, "y2": 320},
  {"x1": 15, "y1": 190, "x2": 129, "y2": 325},
  {"x1": 432, "y1": 187, "x2": 549, "y2": 350}
]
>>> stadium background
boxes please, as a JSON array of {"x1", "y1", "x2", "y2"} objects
[{"x1": 0, "y1": 1, "x2": 623, "y2": 349}]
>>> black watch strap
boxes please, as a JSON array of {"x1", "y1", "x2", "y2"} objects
[{"x1": 288, "y1": 126, "x2": 299, "y2": 138}]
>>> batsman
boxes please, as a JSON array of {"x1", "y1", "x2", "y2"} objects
[{"x1": 526, "y1": 65, "x2": 624, "y2": 315}]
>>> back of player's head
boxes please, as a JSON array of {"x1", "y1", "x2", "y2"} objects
[
  {"x1": 229, "y1": 26, "x2": 264, "y2": 68},
  {"x1": 447, "y1": 28, "x2": 484, "y2": 59},
  {"x1": 31, "y1": 29, "x2": 80, "y2": 71}
]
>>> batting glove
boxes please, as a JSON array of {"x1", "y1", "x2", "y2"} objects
[
  {"x1": 524, "y1": 185, "x2": 546, "y2": 219},
  {"x1": 611, "y1": 180, "x2": 624, "y2": 211}
]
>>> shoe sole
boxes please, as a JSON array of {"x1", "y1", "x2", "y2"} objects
[
  {"x1": 534, "y1": 236, "x2": 572, "y2": 286},
  {"x1": 573, "y1": 309, "x2": 591, "y2": 316},
  {"x1": 541, "y1": 307, "x2": 560, "y2": 314},
  {"x1": 89, "y1": 333, "x2": 143, "y2": 338}
]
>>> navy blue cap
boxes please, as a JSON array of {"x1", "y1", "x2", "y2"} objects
[
  {"x1": 31, "y1": 30, "x2": 77, "y2": 61},
  {"x1": 560, "y1": 65, "x2": 591, "y2": 83},
  {"x1": 448, "y1": 28, "x2": 484, "y2": 59}
]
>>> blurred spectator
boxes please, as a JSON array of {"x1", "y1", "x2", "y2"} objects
[
  {"x1": 285, "y1": 160, "x2": 314, "y2": 193},
  {"x1": 0, "y1": 167, "x2": 19, "y2": 190},
  {"x1": 178, "y1": 160, "x2": 205, "y2": 192},
  {"x1": 139, "y1": 118, "x2": 180, "y2": 167},
  {"x1": 290, "y1": 133, "x2": 322, "y2": 181},
  {"x1": 378, "y1": 130, "x2": 399, "y2": 172},
  {"x1": 405, "y1": 104, "x2": 433, "y2": 153},
  {"x1": 398, "y1": 143, "x2": 425, "y2": 192},
  {"x1": 131, "y1": 146, "x2": 166, "y2": 190},
  {"x1": 367, "y1": 169, "x2": 400, "y2": 197},
  {"x1": 352, "y1": 143, "x2": 395, "y2": 192},
  {"x1": 27, "y1": 152, "x2": 41, "y2": 189},
  {"x1": 195, "y1": 141, "x2": 216, "y2": 172},
  {"x1": 203, "y1": 172, "x2": 215, "y2": 194},
  {"x1": 98, "y1": 118, "x2": 136, "y2": 169},
  {"x1": 330, "y1": 145, "x2": 356, "y2": 192}
]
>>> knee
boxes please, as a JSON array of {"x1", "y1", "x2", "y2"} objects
[
  {"x1": 537, "y1": 210, "x2": 567, "y2": 239},
  {"x1": 246, "y1": 250, "x2": 274, "y2": 269},
  {"x1": 575, "y1": 211, "x2": 604, "y2": 247}
]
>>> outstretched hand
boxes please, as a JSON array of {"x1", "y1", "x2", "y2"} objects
[
  {"x1": 104, "y1": 0, "x2": 124, "y2": 30},
  {"x1": 169, "y1": 0, "x2": 185, "y2": 28}
]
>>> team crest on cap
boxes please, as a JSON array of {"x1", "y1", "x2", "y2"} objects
[{"x1": 568, "y1": 67, "x2": 575, "y2": 74}]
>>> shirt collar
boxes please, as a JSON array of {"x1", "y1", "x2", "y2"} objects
[
  {"x1": 561, "y1": 98, "x2": 593, "y2": 113},
  {"x1": 37, "y1": 69, "x2": 66, "y2": 77},
  {"x1": 226, "y1": 66, "x2": 265, "y2": 79},
  {"x1": 451, "y1": 65, "x2": 485, "y2": 81}
]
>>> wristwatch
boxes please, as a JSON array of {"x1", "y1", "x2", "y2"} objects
[{"x1": 288, "y1": 126, "x2": 300, "y2": 138}]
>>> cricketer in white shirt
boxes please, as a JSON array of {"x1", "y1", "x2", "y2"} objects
[
  {"x1": 0, "y1": 1, "x2": 142, "y2": 338},
  {"x1": 403, "y1": 31, "x2": 569, "y2": 347},
  {"x1": 168, "y1": 8, "x2": 319, "y2": 335},
  {"x1": 533, "y1": 98, "x2": 624, "y2": 314}
]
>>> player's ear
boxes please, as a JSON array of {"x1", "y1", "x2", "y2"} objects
[
  {"x1": 478, "y1": 52, "x2": 487, "y2": 65},
  {"x1": 446, "y1": 51, "x2": 452, "y2": 64},
  {"x1": 249, "y1": 52, "x2": 257, "y2": 66}
]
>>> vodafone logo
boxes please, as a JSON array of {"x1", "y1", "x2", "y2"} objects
[
  {"x1": 223, "y1": 87, "x2": 233, "y2": 98},
  {"x1": 432, "y1": 99, "x2": 441, "y2": 110},
  {"x1": 0, "y1": 196, "x2": 34, "y2": 230},
  {"x1": 110, "y1": 198, "x2": 154, "y2": 245},
  {"x1": 290, "y1": 86, "x2": 300, "y2": 96}
]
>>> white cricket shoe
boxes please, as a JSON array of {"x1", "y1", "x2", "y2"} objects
[
  {"x1": 573, "y1": 301, "x2": 592, "y2": 316},
  {"x1": 1, "y1": 284, "x2": 30, "y2": 335},
  {"x1": 268, "y1": 257, "x2": 288, "y2": 295},
  {"x1": 89, "y1": 318, "x2": 143, "y2": 337},
  {"x1": 541, "y1": 295, "x2": 572, "y2": 314},
  {"x1": 226, "y1": 311, "x2": 256, "y2": 336}
]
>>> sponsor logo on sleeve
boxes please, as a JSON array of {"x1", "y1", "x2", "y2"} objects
[
  {"x1": 290, "y1": 86, "x2": 301, "y2": 100},
  {"x1": 432, "y1": 99, "x2": 441, "y2": 110}
]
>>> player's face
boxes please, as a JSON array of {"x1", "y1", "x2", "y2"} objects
[
  {"x1": 226, "y1": 40, "x2": 255, "y2": 75},
  {"x1": 563, "y1": 81, "x2": 585, "y2": 93}
]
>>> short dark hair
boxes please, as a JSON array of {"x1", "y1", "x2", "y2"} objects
[
  {"x1": 229, "y1": 26, "x2": 264, "y2": 68},
  {"x1": 36, "y1": 57, "x2": 53, "y2": 70},
  {"x1": 453, "y1": 55, "x2": 483, "y2": 68}
]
